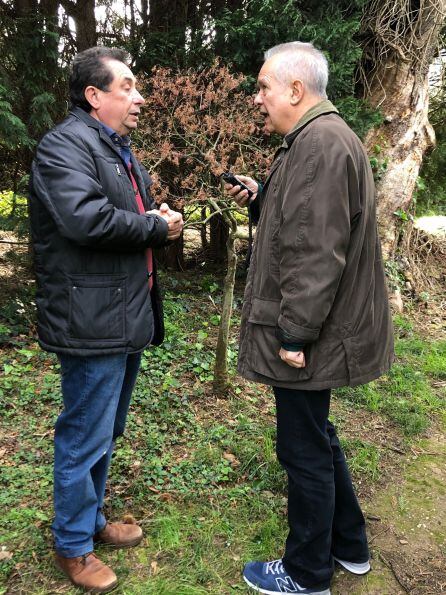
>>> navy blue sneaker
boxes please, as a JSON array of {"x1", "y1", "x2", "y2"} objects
[{"x1": 243, "y1": 559, "x2": 331, "y2": 594}]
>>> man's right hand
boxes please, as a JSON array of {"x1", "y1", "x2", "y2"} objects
[
  {"x1": 279, "y1": 348, "x2": 306, "y2": 369},
  {"x1": 223, "y1": 175, "x2": 258, "y2": 207}
]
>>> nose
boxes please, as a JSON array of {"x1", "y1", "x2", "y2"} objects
[
  {"x1": 133, "y1": 89, "x2": 145, "y2": 105},
  {"x1": 254, "y1": 91, "x2": 263, "y2": 105}
]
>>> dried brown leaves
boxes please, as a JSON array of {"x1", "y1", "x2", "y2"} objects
[{"x1": 134, "y1": 61, "x2": 272, "y2": 211}]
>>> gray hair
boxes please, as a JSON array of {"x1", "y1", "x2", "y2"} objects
[{"x1": 264, "y1": 42, "x2": 328, "y2": 99}]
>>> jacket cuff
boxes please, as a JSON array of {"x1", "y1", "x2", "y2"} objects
[
  {"x1": 277, "y1": 315, "x2": 320, "y2": 343},
  {"x1": 249, "y1": 182, "x2": 262, "y2": 224},
  {"x1": 146, "y1": 214, "x2": 169, "y2": 247},
  {"x1": 281, "y1": 341, "x2": 306, "y2": 352},
  {"x1": 275, "y1": 326, "x2": 306, "y2": 350}
]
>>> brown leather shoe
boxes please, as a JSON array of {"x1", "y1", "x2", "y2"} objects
[
  {"x1": 94, "y1": 520, "x2": 143, "y2": 549},
  {"x1": 55, "y1": 552, "x2": 118, "y2": 593}
]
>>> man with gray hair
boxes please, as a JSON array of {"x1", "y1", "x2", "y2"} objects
[{"x1": 225, "y1": 42, "x2": 393, "y2": 595}]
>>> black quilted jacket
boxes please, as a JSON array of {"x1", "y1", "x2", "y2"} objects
[{"x1": 29, "y1": 107, "x2": 169, "y2": 355}]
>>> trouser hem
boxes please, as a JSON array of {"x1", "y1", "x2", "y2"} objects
[
  {"x1": 282, "y1": 557, "x2": 332, "y2": 590},
  {"x1": 54, "y1": 544, "x2": 94, "y2": 558},
  {"x1": 94, "y1": 521, "x2": 107, "y2": 535}
]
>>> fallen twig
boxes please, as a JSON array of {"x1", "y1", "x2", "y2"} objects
[
  {"x1": 369, "y1": 527, "x2": 390, "y2": 543},
  {"x1": 366, "y1": 514, "x2": 382, "y2": 521},
  {"x1": 0, "y1": 240, "x2": 28, "y2": 245},
  {"x1": 378, "y1": 552, "x2": 411, "y2": 593}
]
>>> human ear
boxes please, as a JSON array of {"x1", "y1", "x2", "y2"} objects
[
  {"x1": 84, "y1": 86, "x2": 101, "y2": 110},
  {"x1": 290, "y1": 79, "x2": 303, "y2": 105}
]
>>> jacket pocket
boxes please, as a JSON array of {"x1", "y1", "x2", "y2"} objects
[
  {"x1": 247, "y1": 297, "x2": 313, "y2": 382},
  {"x1": 68, "y1": 274, "x2": 126, "y2": 341}
]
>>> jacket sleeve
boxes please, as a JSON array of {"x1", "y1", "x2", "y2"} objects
[
  {"x1": 248, "y1": 182, "x2": 264, "y2": 224},
  {"x1": 277, "y1": 126, "x2": 352, "y2": 344},
  {"x1": 31, "y1": 129, "x2": 168, "y2": 251},
  {"x1": 139, "y1": 162, "x2": 158, "y2": 211}
]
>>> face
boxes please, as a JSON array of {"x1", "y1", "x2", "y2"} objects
[
  {"x1": 254, "y1": 56, "x2": 298, "y2": 136},
  {"x1": 87, "y1": 59, "x2": 145, "y2": 136}
]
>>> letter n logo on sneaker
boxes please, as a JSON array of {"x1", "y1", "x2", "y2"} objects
[{"x1": 275, "y1": 576, "x2": 303, "y2": 592}]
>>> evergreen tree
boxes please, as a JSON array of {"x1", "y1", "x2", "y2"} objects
[{"x1": 0, "y1": 3, "x2": 65, "y2": 192}]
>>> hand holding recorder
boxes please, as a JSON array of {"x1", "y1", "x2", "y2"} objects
[{"x1": 221, "y1": 172, "x2": 258, "y2": 207}]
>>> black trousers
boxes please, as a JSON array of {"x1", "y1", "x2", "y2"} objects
[{"x1": 274, "y1": 386, "x2": 369, "y2": 589}]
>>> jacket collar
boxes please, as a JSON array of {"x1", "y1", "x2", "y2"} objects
[
  {"x1": 70, "y1": 106, "x2": 103, "y2": 129},
  {"x1": 69, "y1": 106, "x2": 146, "y2": 198},
  {"x1": 69, "y1": 107, "x2": 123, "y2": 160},
  {"x1": 281, "y1": 99, "x2": 339, "y2": 149},
  {"x1": 261, "y1": 100, "x2": 339, "y2": 192}
]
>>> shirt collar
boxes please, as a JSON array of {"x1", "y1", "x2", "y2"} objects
[{"x1": 100, "y1": 123, "x2": 131, "y2": 149}]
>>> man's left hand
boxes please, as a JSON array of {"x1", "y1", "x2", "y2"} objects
[
  {"x1": 279, "y1": 348, "x2": 306, "y2": 368},
  {"x1": 147, "y1": 203, "x2": 184, "y2": 240}
]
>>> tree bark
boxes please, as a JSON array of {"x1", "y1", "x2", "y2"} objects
[
  {"x1": 140, "y1": 0, "x2": 149, "y2": 29},
  {"x1": 14, "y1": 0, "x2": 36, "y2": 12},
  {"x1": 149, "y1": 0, "x2": 188, "y2": 42},
  {"x1": 155, "y1": 235, "x2": 184, "y2": 270},
  {"x1": 60, "y1": 0, "x2": 97, "y2": 51},
  {"x1": 209, "y1": 212, "x2": 229, "y2": 263},
  {"x1": 135, "y1": 0, "x2": 190, "y2": 69},
  {"x1": 361, "y1": 0, "x2": 446, "y2": 258},
  {"x1": 200, "y1": 207, "x2": 208, "y2": 250},
  {"x1": 364, "y1": 64, "x2": 436, "y2": 257},
  {"x1": 213, "y1": 229, "x2": 237, "y2": 394}
]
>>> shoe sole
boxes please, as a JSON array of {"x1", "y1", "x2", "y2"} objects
[
  {"x1": 83, "y1": 579, "x2": 118, "y2": 594},
  {"x1": 243, "y1": 575, "x2": 331, "y2": 595},
  {"x1": 333, "y1": 557, "x2": 371, "y2": 575},
  {"x1": 55, "y1": 561, "x2": 119, "y2": 593}
]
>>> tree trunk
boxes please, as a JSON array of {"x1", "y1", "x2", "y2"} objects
[
  {"x1": 213, "y1": 229, "x2": 237, "y2": 394},
  {"x1": 364, "y1": 63, "x2": 435, "y2": 257},
  {"x1": 14, "y1": 0, "x2": 36, "y2": 12},
  {"x1": 141, "y1": 0, "x2": 149, "y2": 29},
  {"x1": 136, "y1": 0, "x2": 189, "y2": 69},
  {"x1": 200, "y1": 207, "x2": 208, "y2": 250},
  {"x1": 60, "y1": 0, "x2": 97, "y2": 51},
  {"x1": 361, "y1": 0, "x2": 446, "y2": 258},
  {"x1": 155, "y1": 235, "x2": 184, "y2": 270},
  {"x1": 149, "y1": 0, "x2": 188, "y2": 43},
  {"x1": 209, "y1": 212, "x2": 229, "y2": 263}
]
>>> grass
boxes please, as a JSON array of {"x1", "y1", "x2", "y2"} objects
[
  {"x1": 0, "y1": 270, "x2": 445, "y2": 593},
  {"x1": 336, "y1": 315, "x2": 445, "y2": 436}
]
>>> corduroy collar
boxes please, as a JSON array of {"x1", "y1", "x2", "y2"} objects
[{"x1": 281, "y1": 99, "x2": 339, "y2": 149}]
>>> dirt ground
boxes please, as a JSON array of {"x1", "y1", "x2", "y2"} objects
[{"x1": 333, "y1": 430, "x2": 446, "y2": 594}]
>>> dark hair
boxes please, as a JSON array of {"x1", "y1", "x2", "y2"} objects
[{"x1": 69, "y1": 46, "x2": 130, "y2": 112}]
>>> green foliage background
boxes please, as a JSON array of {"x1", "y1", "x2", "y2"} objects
[
  {"x1": 416, "y1": 78, "x2": 446, "y2": 215},
  {"x1": 0, "y1": 0, "x2": 385, "y2": 239}
]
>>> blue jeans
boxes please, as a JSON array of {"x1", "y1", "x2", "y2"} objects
[{"x1": 52, "y1": 352, "x2": 142, "y2": 557}]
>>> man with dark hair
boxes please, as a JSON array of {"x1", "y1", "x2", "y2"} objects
[
  {"x1": 29, "y1": 46, "x2": 183, "y2": 593},
  {"x1": 225, "y1": 42, "x2": 393, "y2": 595}
]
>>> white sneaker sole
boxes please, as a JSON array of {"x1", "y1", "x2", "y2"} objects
[
  {"x1": 333, "y1": 557, "x2": 371, "y2": 575},
  {"x1": 243, "y1": 574, "x2": 331, "y2": 595}
]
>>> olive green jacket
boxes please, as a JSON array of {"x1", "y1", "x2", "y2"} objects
[{"x1": 238, "y1": 101, "x2": 394, "y2": 390}]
